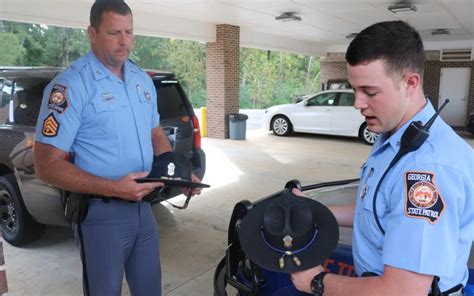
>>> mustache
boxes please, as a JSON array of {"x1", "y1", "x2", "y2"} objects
[{"x1": 115, "y1": 47, "x2": 130, "y2": 52}]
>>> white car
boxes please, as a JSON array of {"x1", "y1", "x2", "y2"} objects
[{"x1": 263, "y1": 89, "x2": 378, "y2": 145}]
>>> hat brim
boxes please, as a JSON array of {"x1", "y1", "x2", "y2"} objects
[
  {"x1": 136, "y1": 177, "x2": 210, "y2": 188},
  {"x1": 237, "y1": 190, "x2": 339, "y2": 273}
]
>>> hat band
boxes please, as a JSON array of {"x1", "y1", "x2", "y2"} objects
[
  {"x1": 259, "y1": 227, "x2": 318, "y2": 255},
  {"x1": 260, "y1": 227, "x2": 318, "y2": 269}
]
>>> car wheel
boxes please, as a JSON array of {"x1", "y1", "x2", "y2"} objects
[
  {"x1": 0, "y1": 174, "x2": 45, "y2": 246},
  {"x1": 359, "y1": 123, "x2": 378, "y2": 145},
  {"x1": 271, "y1": 116, "x2": 292, "y2": 136}
]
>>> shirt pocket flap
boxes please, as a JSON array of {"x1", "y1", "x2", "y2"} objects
[{"x1": 92, "y1": 94, "x2": 127, "y2": 113}]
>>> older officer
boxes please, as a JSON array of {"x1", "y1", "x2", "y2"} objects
[
  {"x1": 291, "y1": 21, "x2": 473, "y2": 295},
  {"x1": 34, "y1": 0, "x2": 175, "y2": 295}
]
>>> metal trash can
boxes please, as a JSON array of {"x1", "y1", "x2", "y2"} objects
[{"x1": 229, "y1": 113, "x2": 248, "y2": 140}]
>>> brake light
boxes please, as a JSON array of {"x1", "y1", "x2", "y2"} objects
[{"x1": 191, "y1": 115, "x2": 201, "y2": 149}]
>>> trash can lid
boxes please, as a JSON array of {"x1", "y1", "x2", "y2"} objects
[{"x1": 229, "y1": 113, "x2": 249, "y2": 121}]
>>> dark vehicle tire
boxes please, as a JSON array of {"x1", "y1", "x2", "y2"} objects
[
  {"x1": 359, "y1": 123, "x2": 378, "y2": 145},
  {"x1": 213, "y1": 257, "x2": 227, "y2": 296},
  {"x1": 271, "y1": 115, "x2": 293, "y2": 136},
  {"x1": 0, "y1": 174, "x2": 45, "y2": 246}
]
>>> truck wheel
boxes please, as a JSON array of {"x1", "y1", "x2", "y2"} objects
[{"x1": 0, "y1": 174, "x2": 45, "y2": 246}]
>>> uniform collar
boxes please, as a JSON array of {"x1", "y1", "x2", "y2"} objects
[
  {"x1": 86, "y1": 50, "x2": 138, "y2": 82},
  {"x1": 373, "y1": 98, "x2": 436, "y2": 153}
]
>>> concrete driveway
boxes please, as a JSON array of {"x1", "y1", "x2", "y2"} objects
[{"x1": 4, "y1": 129, "x2": 473, "y2": 295}]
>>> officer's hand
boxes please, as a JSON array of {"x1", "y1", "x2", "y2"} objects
[
  {"x1": 290, "y1": 265, "x2": 325, "y2": 293},
  {"x1": 180, "y1": 174, "x2": 202, "y2": 196},
  {"x1": 113, "y1": 172, "x2": 163, "y2": 201},
  {"x1": 291, "y1": 188, "x2": 308, "y2": 198}
]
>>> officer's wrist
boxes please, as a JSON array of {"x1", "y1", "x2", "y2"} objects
[{"x1": 310, "y1": 271, "x2": 328, "y2": 296}]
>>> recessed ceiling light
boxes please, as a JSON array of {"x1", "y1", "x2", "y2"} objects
[
  {"x1": 388, "y1": 2, "x2": 417, "y2": 14},
  {"x1": 431, "y1": 28, "x2": 451, "y2": 36},
  {"x1": 275, "y1": 12, "x2": 302, "y2": 22},
  {"x1": 345, "y1": 33, "x2": 358, "y2": 39}
]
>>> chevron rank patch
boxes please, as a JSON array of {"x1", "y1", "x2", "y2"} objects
[
  {"x1": 48, "y1": 84, "x2": 68, "y2": 114},
  {"x1": 405, "y1": 171, "x2": 445, "y2": 223},
  {"x1": 42, "y1": 113, "x2": 60, "y2": 137}
]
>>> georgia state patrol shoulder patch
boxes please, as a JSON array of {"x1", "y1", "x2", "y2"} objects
[
  {"x1": 47, "y1": 84, "x2": 68, "y2": 114},
  {"x1": 42, "y1": 113, "x2": 60, "y2": 137},
  {"x1": 404, "y1": 171, "x2": 445, "y2": 223}
]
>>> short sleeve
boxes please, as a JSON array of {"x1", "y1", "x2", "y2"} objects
[
  {"x1": 35, "y1": 77, "x2": 83, "y2": 152},
  {"x1": 382, "y1": 163, "x2": 467, "y2": 277}
]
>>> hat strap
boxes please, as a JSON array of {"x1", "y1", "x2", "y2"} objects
[{"x1": 260, "y1": 227, "x2": 318, "y2": 269}]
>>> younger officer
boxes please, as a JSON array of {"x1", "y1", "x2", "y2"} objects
[
  {"x1": 291, "y1": 21, "x2": 473, "y2": 295},
  {"x1": 34, "y1": 1, "x2": 200, "y2": 295}
]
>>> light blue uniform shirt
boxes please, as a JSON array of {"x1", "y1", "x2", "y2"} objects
[
  {"x1": 353, "y1": 101, "x2": 474, "y2": 291},
  {"x1": 35, "y1": 51, "x2": 160, "y2": 179}
]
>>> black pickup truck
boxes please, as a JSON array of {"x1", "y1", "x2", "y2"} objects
[{"x1": 0, "y1": 67, "x2": 206, "y2": 246}]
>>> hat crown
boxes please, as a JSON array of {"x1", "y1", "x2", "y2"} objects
[
  {"x1": 262, "y1": 193, "x2": 316, "y2": 251},
  {"x1": 149, "y1": 152, "x2": 191, "y2": 180},
  {"x1": 237, "y1": 187, "x2": 339, "y2": 273}
]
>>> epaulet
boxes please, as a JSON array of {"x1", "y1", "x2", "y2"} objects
[
  {"x1": 70, "y1": 55, "x2": 89, "y2": 72},
  {"x1": 127, "y1": 58, "x2": 144, "y2": 73}
]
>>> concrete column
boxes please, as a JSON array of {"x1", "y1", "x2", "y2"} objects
[{"x1": 206, "y1": 24, "x2": 240, "y2": 138}]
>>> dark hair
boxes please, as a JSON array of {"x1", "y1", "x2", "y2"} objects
[
  {"x1": 90, "y1": 0, "x2": 132, "y2": 30},
  {"x1": 345, "y1": 21, "x2": 424, "y2": 79}
]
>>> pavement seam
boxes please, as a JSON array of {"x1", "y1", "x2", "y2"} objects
[{"x1": 163, "y1": 262, "x2": 219, "y2": 295}]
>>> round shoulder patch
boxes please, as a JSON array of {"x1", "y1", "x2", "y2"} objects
[{"x1": 408, "y1": 181, "x2": 438, "y2": 208}]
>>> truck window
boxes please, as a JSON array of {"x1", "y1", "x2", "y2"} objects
[
  {"x1": 12, "y1": 78, "x2": 50, "y2": 126},
  {"x1": 154, "y1": 80, "x2": 188, "y2": 119}
]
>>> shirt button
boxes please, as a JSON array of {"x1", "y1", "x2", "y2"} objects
[{"x1": 368, "y1": 168, "x2": 374, "y2": 177}]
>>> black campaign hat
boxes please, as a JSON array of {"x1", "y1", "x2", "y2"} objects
[
  {"x1": 237, "y1": 189, "x2": 339, "y2": 273},
  {"x1": 136, "y1": 152, "x2": 209, "y2": 188},
  {"x1": 149, "y1": 152, "x2": 191, "y2": 181}
]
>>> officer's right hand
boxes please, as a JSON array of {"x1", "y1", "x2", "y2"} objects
[{"x1": 112, "y1": 172, "x2": 163, "y2": 201}]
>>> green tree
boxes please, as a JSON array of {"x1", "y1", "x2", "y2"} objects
[
  {"x1": 240, "y1": 48, "x2": 278, "y2": 108},
  {"x1": 0, "y1": 33, "x2": 26, "y2": 65},
  {"x1": 43, "y1": 27, "x2": 88, "y2": 67},
  {"x1": 240, "y1": 48, "x2": 320, "y2": 109},
  {"x1": 132, "y1": 35, "x2": 170, "y2": 70},
  {"x1": 165, "y1": 39, "x2": 206, "y2": 107}
]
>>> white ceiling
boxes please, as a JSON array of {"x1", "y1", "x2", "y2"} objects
[{"x1": 0, "y1": 0, "x2": 473, "y2": 56}]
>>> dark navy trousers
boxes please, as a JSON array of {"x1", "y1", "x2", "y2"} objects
[{"x1": 74, "y1": 199, "x2": 161, "y2": 296}]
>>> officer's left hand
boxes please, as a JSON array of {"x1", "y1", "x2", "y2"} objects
[
  {"x1": 291, "y1": 265, "x2": 325, "y2": 293},
  {"x1": 180, "y1": 174, "x2": 202, "y2": 196},
  {"x1": 291, "y1": 188, "x2": 308, "y2": 198}
]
